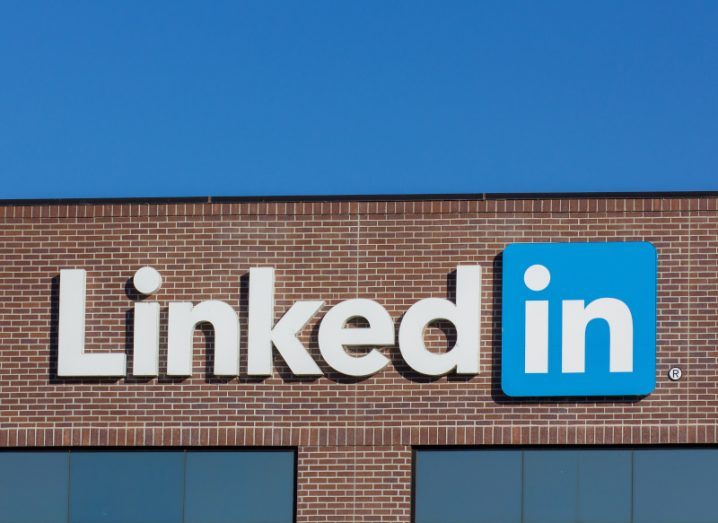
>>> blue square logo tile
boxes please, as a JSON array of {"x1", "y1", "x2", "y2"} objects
[{"x1": 501, "y1": 242, "x2": 656, "y2": 397}]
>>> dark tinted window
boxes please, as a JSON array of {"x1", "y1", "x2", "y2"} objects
[
  {"x1": 634, "y1": 449, "x2": 718, "y2": 523},
  {"x1": 415, "y1": 448, "x2": 717, "y2": 523},
  {"x1": 0, "y1": 451, "x2": 69, "y2": 523},
  {"x1": 0, "y1": 450, "x2": 294, "y2": 523},
  {"x1": 523, "y1": 450, "x2": 631, "y2": 523},
  {"x1": 185, "y1": 451, "x2": 295, "y2": 523},
  {"x1": 70, "y1": 452, "x2": 184, "y2": 523},
  {"x1": 415, "y1": 450, "x2": 521, "y2": 523}
]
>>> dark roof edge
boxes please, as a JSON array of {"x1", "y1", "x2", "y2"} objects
[{"x1": 1, "y1": 191, "x2": 717, "y2": 206}]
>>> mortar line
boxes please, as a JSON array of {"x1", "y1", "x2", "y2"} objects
[
  {"x1": 353, "y1": 209, "x2": 360, "y2": 522},
  {"x1": 687, "y1": 211, "x2": 692, "y2": 398}
]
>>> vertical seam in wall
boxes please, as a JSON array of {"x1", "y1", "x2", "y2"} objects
[
  {"x1": 687, "y1": 212, "x2": 692, "y2": 401},
  {"x1": 353, "y1": 210, "x2": 360, "y2": 522},
  {"x1": 630, "y1": 450, "x2": 635, "y2": 523},
  {"x1": 356, "y1": 210, "x2": 360, "y2": 300},
  {"x1": 182, "y1": 450, "x2": 187, "y2": 523},
  {"x1": 575, "y1": 454, "x2": 580, "y2": 523},
  {"x1": 67, "y1": 450, "x2": 72, "y2": 523},
  {"x1": 520, "y1": 451, "x2": 525, "y2": 523}
]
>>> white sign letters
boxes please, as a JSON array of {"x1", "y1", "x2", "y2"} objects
[{"x1": 57, "y1": 266, "x2": 482, "y2": 378}]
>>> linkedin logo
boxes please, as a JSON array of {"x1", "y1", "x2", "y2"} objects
[{"x1": 501, "y1": 242, "x2": 656, "y2": 397}]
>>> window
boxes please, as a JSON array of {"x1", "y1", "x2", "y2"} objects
[
  {"x1": 414, "y1": 448, "x2": 718, "y2": 523},
  {"x1": 0, "y1": 451, "x2": 69, "y2": 523},
  {"x1": 71, "y1": 452, "x2": 184, "y2": 523},
  {"x1": 0, "y1": 450, "x2": 294, "y2": 523},
  {"x1": 633, "y1": 449, "x2": 718, "y2": 523},
  {"x1": 184, "y1": 451, "x2": 295, "y2": 523},
  {"x1": 415, "y1": 450, "x2": 521, "y2": 523}
]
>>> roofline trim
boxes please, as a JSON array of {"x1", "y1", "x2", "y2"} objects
[{"x1": 1, "y1": 191, "x2": 717, "y2": 206}]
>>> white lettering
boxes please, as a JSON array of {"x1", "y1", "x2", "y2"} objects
[
  {"x1": 318, "y1": 299, "x2": 393, "y2": 377},
  {"x1": 523, "y1": 264, "x2": 550, "y2": 373},
  {"x1": 398, "y1": 266, "x2": 482, "y2": 375},
  {"x1": 132, "y1": 267, "x2": 162, "y2": 376},
  {"x1": 562, "y1": 298, "x2": 634, "y2": 373},
  {"x1": 57, "y1": 265, "x2": 483, "y2": 378},
  {"x1": 247, "y1": 267, "x2": 323, "y2": 376},
  {"x1": 58, "y1": 269, "x2": 126, "y2": 377},
  {"x1": 167, "y1": 301, "x2": 240, "y2": 376}
]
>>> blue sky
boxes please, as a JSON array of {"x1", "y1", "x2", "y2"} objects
[{"x1": 0, "y1": 1, "x2": 716, "y2": 198}]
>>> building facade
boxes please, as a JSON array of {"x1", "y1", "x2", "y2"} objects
[{"x1": 1, "y1": 193, "x2": 717, "y2": 522}]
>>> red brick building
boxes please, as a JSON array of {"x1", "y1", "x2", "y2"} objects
[{"x1": 1, "y1": 193, "x2": 717, "y2": 522}]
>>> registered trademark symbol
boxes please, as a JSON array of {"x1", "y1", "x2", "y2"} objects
[{"x1": 668, "y1": 367, "x2": 682, "y2": 381}]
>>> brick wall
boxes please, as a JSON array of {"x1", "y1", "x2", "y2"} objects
[{"x1": 0, "y1": 195, "x2": 717, "y2": 521}]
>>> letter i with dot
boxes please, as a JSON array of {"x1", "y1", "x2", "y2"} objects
[
  {"x1": 132, "y1": 267, "x2": 162, "y2": 376},
  {"x1": 524, "y1": 264, "x2": 551, "y2": 374}
]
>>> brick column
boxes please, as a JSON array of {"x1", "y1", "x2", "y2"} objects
[{"x1": 297, "y1": 445, "x2": 412, "y2": 522}]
